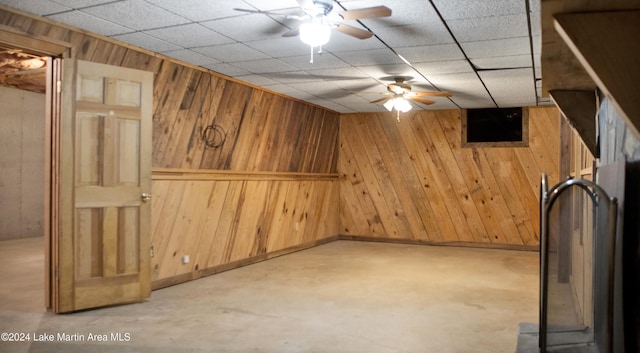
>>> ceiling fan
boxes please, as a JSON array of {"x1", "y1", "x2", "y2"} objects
[
  {"x1": 369, "y1": 77, "x2": 453, "y2": 121},
  {"x1": 234, "y1": 0, "x2": 392, "y2": 63}
]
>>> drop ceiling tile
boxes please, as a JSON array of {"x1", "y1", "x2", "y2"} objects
[
  {"x1": 409, "y1": 81, "x2": 439, "y2": 92},
  {"x1": 162, "y1": 49, "x2": 221, "y2": 66},
  {"x1": 82, "y1": 0, "x2": 190, "y2": 31},
  {"x1": 271, "y1": 86, "x2": 313, "y2": 99},
  {"x1": 372, "y1": 22, "x2": 455, "y2": 47},
  {"x1": 532, "y1": 35, "x2": 541, "y2": 54},
  {"x1": 332, "y1": 94, "x2": 374, "y2": 105},
  {"x1": 47, "y1": 10, "x2": 132, "y2": 36},
  {"x1": 431, "y1": 0, "x2": 526, "y2": 20},
  {"x1": 230, "y1": 58, "x2": 298, "y2": 74},
  {"x1": 332, "y1": 48, "x2": 404, "y2": 66},
  {"x1": 450, "y1": 96, "x2": 496, "y2": 109},
  {"x1": 236, "y1": 74, "x2": 281, "y2": 87},
  {"x1": 426, "y1": 72, "x2": 495, "y2": 108},
  {"x1": 327, "y1": 78, "x2": 383, "y2": 93},
  {"x1": 279, "y1": 53, "x2": 350, "y2": 70},
  {"x1": 241, "y1": 0, "x2": 300, "y2": 11},
  {"x1": 529, "y1": 0, "x2": 541, "y2": 36},
  {"x1": 395, "y1": 44, "x2": 465, "y2": 64},
  {"x1": 244, "y1": 37, "x2": 311, "y2": 58},
  {"x1": 201, "y1": 14, "x2": 290, "y2": 42},
  {"x1": 307, "y1": 67, "x2": 369, "y2": 81},
  {"x1": 355, "y1": 64, "x2": 415, "y2": 80},
  {"x1": 111, "y1": 32, "x2": 181, "y2": 53},
  {"x1": 448, "y1": 14, "x2": 529, "y2": 42},
  {"x1": 470, "y1": 55, "x2": 532, "y2": 70},
  {"x1": 423, "y1": 100, "x2": 460, "y2": 110},
  {"x1": 322, "y1": 31, "x2": 386, "y2": 52},
  {"x1": 1, "y1": 0, "x2": 542, "y2": 114},
  {"x1": 2, "y1": 0, "x2": 70, "y2": 15},
  {"x1": 288, "y1": 81, "x2": 343, "y2": 95},
  {"x1": 144, "y1": 23, "x2": 234, "y2": 48},
  {"x1": 259, "y1": 71, "x2": 318, "y2": 84},
  {"x1": 145, "y1": 0, "x2": 239, "y2": 22},
  {"x1": 413, "y1": 60, "x2": 474, "y2": 75},
  {"x1": 193, "y1": 43, "x2": 270, "y2": 63},
  {"x1": 340, "y1": 0, "x2": 440, "y2": 28},
  {"x1": 49, "y1": 0, "x2": 115, "y2": 8},
  {"x1": 202, "y1": 63, "x2": 251, "y2": 77},
  {"x1": 460, "y1": 37, "x2": 531, "y2": 58},
  {"x1": 478, "y1": 68, "x2": 536, "y2": 107},
  {"x1": 307, "y1": 99, "x2": 350, "y2": 113}
]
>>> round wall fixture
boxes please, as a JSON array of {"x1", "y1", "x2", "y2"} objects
[{"x1": 202, "y1": 124, "x2": 226, "y2": 148}]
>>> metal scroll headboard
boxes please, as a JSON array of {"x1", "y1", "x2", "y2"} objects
[{"x1": 539, "y1": 173, "x2": 618, "y2": 353}]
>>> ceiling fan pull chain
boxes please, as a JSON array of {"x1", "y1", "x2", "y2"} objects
[
  {"x1": 309, "y1": 46, "x2": 314, "y2": 64},
  {"x1": 396, "y1": 110, "x2": 400, "y2": 122}
]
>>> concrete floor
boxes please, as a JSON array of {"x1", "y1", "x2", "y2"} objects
[{"x1": 0, "y1": 237, "x2": 539, "y2": 353}]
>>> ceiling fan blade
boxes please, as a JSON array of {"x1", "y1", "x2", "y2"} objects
[
  {"x1": 370, "y1": 97, "x2": 390, "y2": 104},
  {"x1": 339, "y1": 6, "x2": 392, "y2": 20},
  {"x1": 335, "y1": 24, "x2": 373, "y2": 39},
  {"x1": 409, "y1": 96, "x2": 435, "y2": 105},
  {"x1": 282, "y1": 28, "x2": 300, "y2": 37},
  {"x1": 411, "y1": 91, "x2": 453, "y2": 97}
]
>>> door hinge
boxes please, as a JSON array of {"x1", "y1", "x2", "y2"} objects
[
  {"x1": 56, "y1": 80, "x2": 62, "y2": 94},
  {"x1": 150, "y1": 246, "x2": 154, "y2": 258}
]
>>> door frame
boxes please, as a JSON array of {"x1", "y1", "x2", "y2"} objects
[{"x1": 0, "y1": 27, "x2": 69, "y2": 310}]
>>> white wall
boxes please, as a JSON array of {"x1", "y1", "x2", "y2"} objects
[{"x1": 0, "y1": 86, "x2": 45, "y2": 240}]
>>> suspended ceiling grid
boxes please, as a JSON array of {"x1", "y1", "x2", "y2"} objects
[{"x1": 0, "y1": 0, "x2": 548, "y2": 113}]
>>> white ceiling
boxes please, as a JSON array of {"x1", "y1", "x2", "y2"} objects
[{"x1": 0, "y1": 0, "x2": 550, "y2": 113}]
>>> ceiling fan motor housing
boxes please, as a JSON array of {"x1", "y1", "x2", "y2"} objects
[
  {"x1": 310, "y1": 0, "x2": 334, "y2": 15},
  {"x1": 388, "y1": 82, "x2": 411, "y2": 95}
]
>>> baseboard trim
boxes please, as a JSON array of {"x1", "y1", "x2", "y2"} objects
[
  {"x1": 152, "y1": 234, "x2": 538, "y2": 290},
  {"x1": 338, "y1": 235, "x2": 540, "y2": 252},
  {"x1": 151, "y1": 235, "x2": 340, "y2": 290}
]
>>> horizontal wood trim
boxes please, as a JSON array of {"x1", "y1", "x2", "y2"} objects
[
  {"x1": 152, "y1": 167, "x2": 339, "y2": 181},
  {"x1": 338, "y1": 235, "x2": 539, "y2": 252},
  {"x1": 0, "y1": 23, "x2": 70, "y2": 56},
  {"x1": 151, "y1": 235, "x2": 339, "y2": 290}
]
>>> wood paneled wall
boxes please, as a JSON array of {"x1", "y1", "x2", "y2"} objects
[
  {"x1": 339, "y1": 107, "x2": 560, "y2": 248},
  {"x1": 0, "y1": 8, "x2": 341, "y2": 287},
  {"x1": 151, "y1": 62, "x2": 340, "y2": 172},
  {"x1": 151, "y1": 170, "x2": 339, "y2": 288}
]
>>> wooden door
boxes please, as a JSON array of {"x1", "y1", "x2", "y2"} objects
[{"x1": 53, "y1": 59, "x2": 153, "y2": 313}]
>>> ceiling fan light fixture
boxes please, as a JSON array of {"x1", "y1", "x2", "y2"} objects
[
  {"x1": 383, "y1": 98, "x2": 395, "y2": 111},
  {"x1": 299, "y1": 21, "x2": 331, "y2": 47},
  {"x1": 384, "y1": 97, "x2": 412, "y2": 113}
]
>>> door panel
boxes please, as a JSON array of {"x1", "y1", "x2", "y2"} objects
[{"x1": 54, "y1": 59, "x2": 152, "y2": 313}]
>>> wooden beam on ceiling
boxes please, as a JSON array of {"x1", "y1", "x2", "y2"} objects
[
  {"x1": 540, "y1": 0, "x2": 640, "y2": 97},
  {"x1": 554, "y1": 10, "x2": 640, "y2": 141},
  {"x1": 549, "y1": 89, "x2": 598, "y2": 157},
  {"x1": 540, "y1": 0, "x2": 595, "y2": 96}
]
